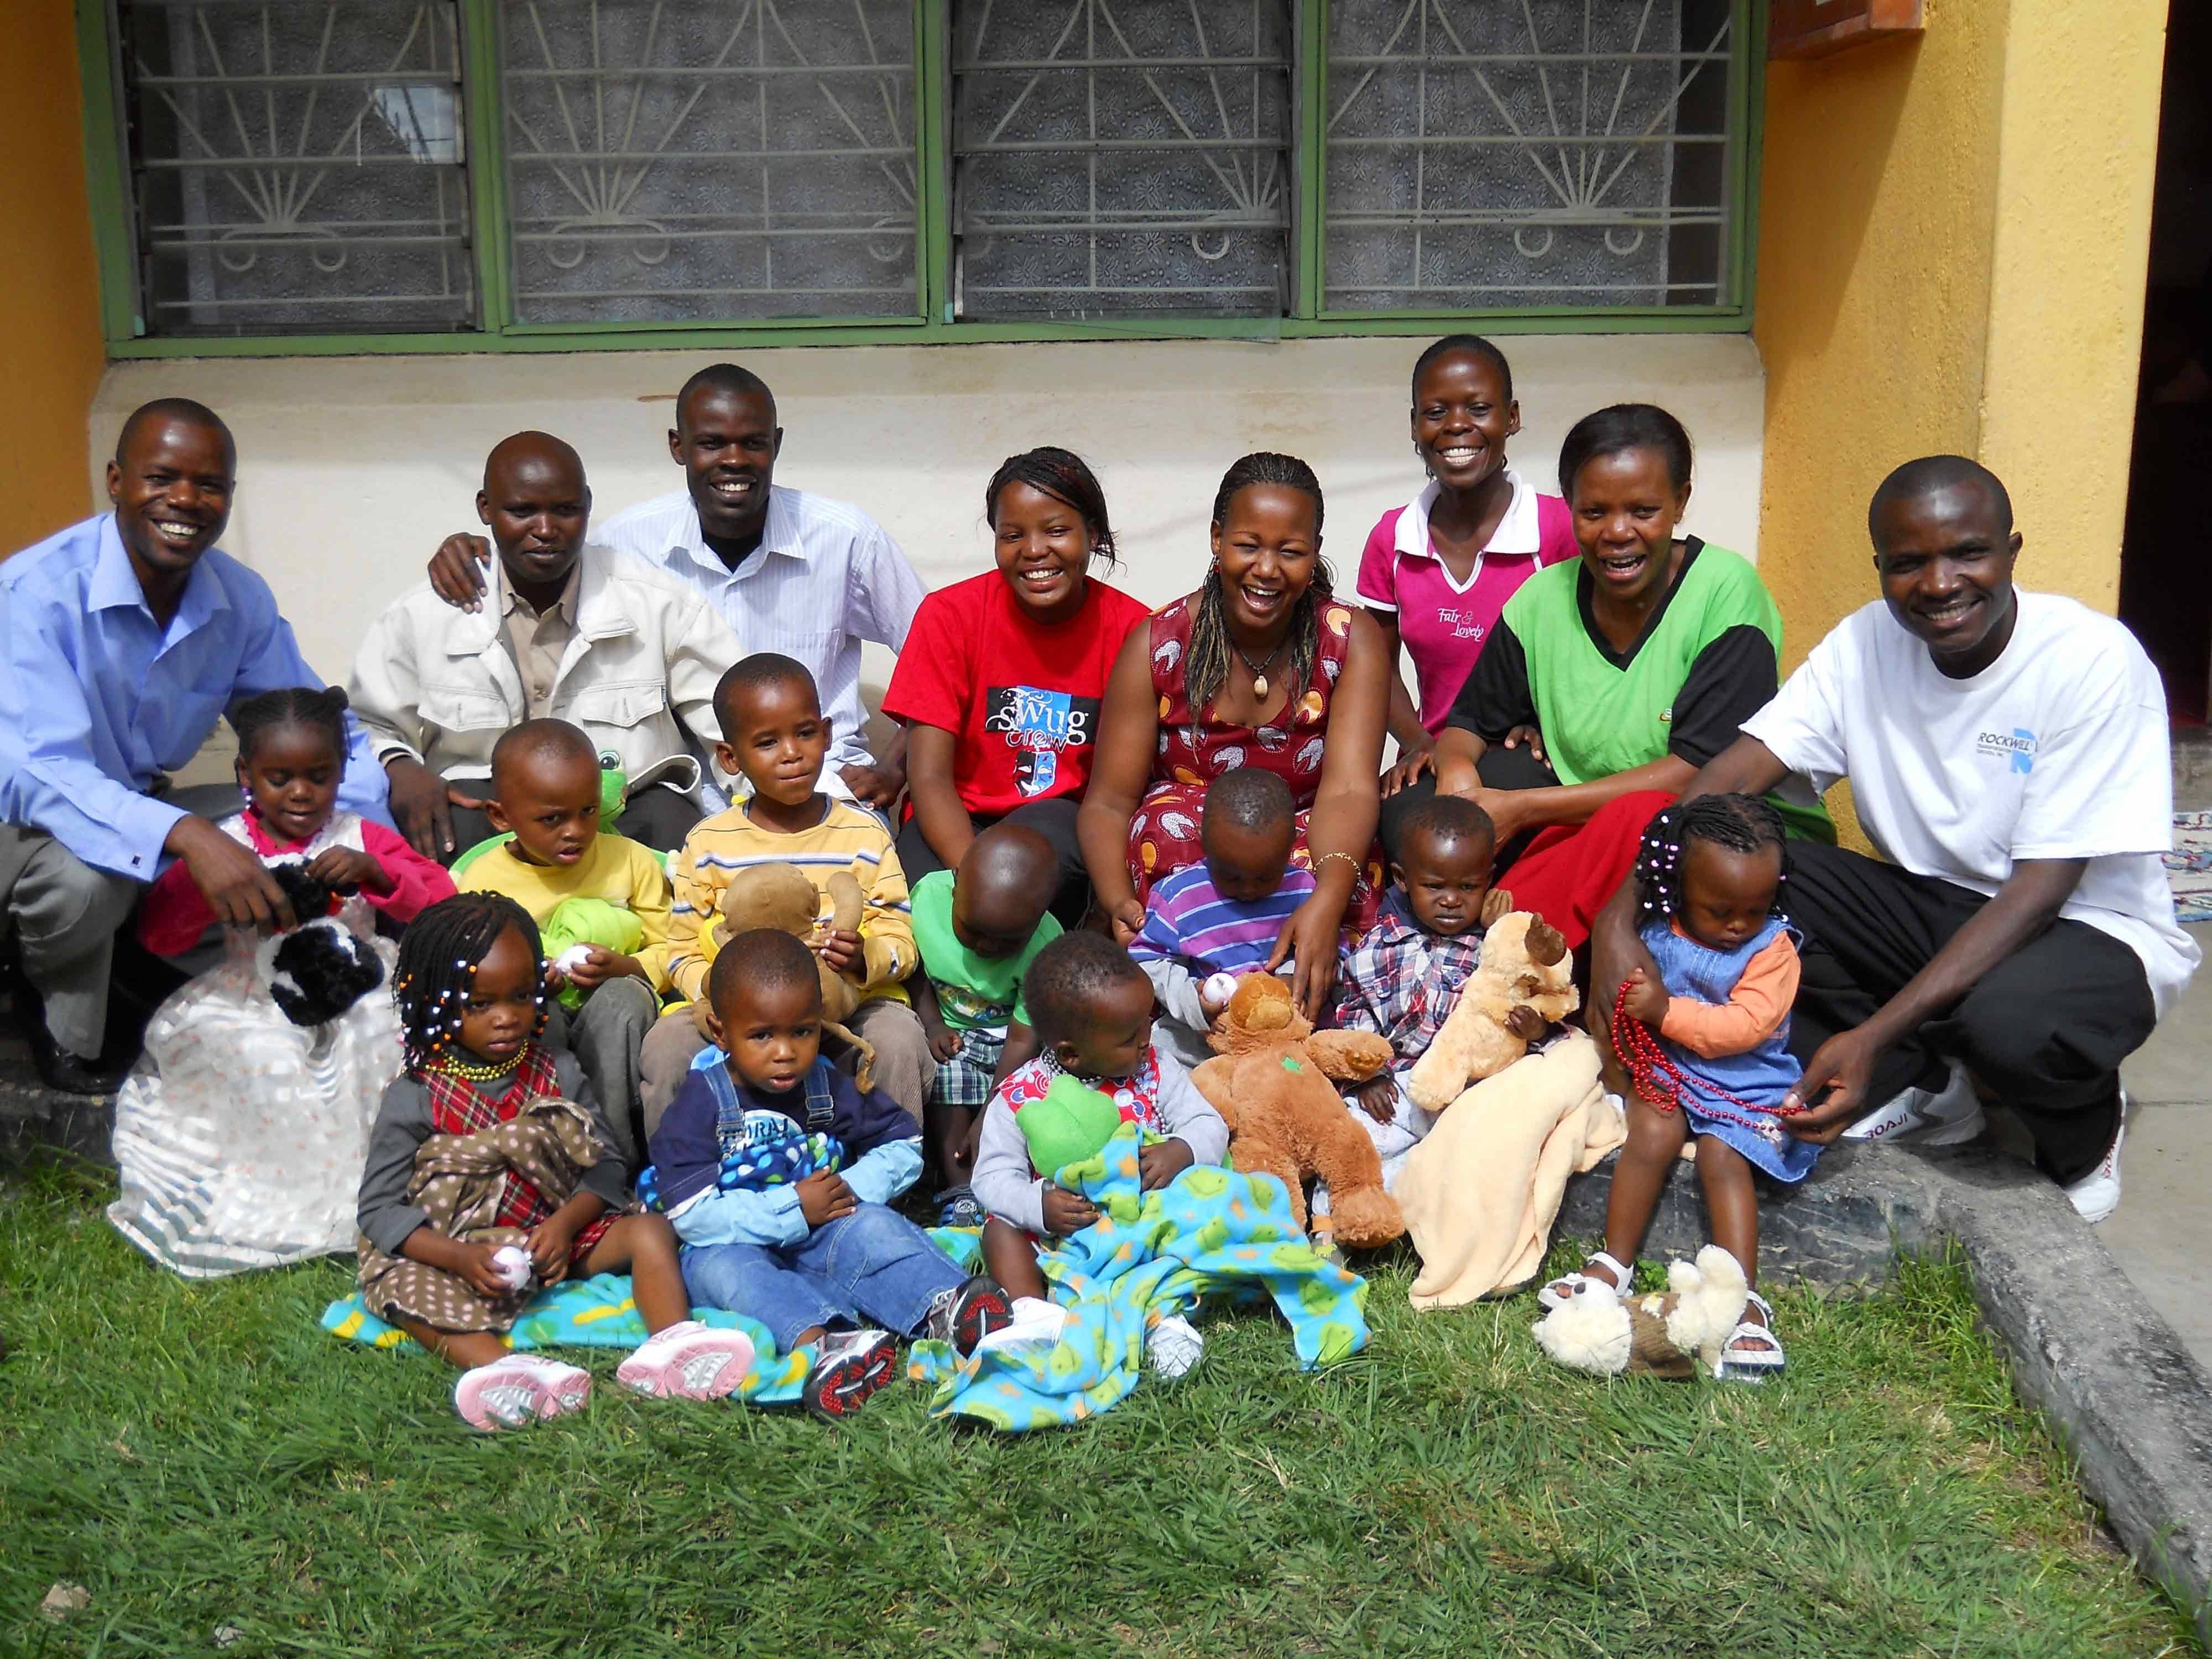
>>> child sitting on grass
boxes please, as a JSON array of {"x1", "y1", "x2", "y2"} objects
[
  {"x1": 973, "y1": 932, "x2": 1228, "y2": 1373},
  {"x1": 113, "y1": 686, "x2": 453, "y2": 1277},
  {"x1": 355, "y1": 893, "x2": 754, "y2": 1432},
  {"x1": 640, "y1": 654, "x2": 930, "y2": 1131},
  {"x1": 1128, "y1": 768, "x2": 1316, "y2": 1066},
  {"x1": 909, "y1": 822, "x2": 1063, "y2": 1227},
  {"x1": 1331, "y1": 793, "x2": 1504, "y2": 1192},
  {"x1": 1543, "y1": 794, "x2": 1809, "y2": 1383},
  {"x1": 453, "y1": 718, "x2": 671, "y2": 1174},
  {"x1": 644, "y1": 929, "x2": 1011, "y2": 1421}
]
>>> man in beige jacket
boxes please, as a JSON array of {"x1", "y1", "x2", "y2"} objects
[{"x1": 349, "y1": 431, "x2": 742, "y2": 859}]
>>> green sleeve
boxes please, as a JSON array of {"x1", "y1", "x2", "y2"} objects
[{"x1": 1009, "y1": 911, "x2": 1065, "y2": 1028}]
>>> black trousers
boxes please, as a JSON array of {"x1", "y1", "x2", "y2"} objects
[
  {"x1": 1783, "y1": 839, "x2": 2156, "y2": 1183},
  {"x1": 895, "y1": 796, "x2": 1091, "y2": 928},
  {"x1": 442, "y1": 780, "x2": 703, "y2": 863}
]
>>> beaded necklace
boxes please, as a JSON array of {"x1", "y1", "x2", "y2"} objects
[{"x1": 1609, "y1": 978, "x2": 1807, "y2": 1145}]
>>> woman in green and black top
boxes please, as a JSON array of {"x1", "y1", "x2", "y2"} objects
[{"x1": 1384, "y1": 403, "x2": 1827, "y2": 946}]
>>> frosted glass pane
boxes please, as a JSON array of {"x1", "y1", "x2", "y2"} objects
[
  {"x1": 120, "y1": 0, "x2": 476, "y2": 335},
  {"x1": 953, "y1": 0, "x2": 1291, "y2": 321},
  {"x1": 1324, "y1": 0, "x2": 1738, "y2": 312},
  {"x1": 500, "y1": 0, "x2": 921, "y2": 323}
]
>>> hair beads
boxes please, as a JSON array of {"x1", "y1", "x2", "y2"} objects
[
  {"x1": 1630, "y1": 794, "x2": 1790, "y2": 923},
  {"x1": 391, "y1": 893, "x2": 547, "y2": 1075}
]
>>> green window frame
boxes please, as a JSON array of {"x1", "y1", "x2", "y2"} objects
[{"x1": 76, "y1": 0, "x2": 1764, "y2": 358}]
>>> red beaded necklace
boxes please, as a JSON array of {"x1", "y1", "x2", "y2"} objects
[{"x1": 1609, "y1": 978, "x2": 1808, "y2": 1145}]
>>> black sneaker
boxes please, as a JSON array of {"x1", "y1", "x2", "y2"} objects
[
  {"x1": 800, "y1": 1329, "x2": 897, "y2": 1422},
  {"x1": 935, "y1": 1185, "x2": 984, "y2": 1229},
  {"x1": 922, "y1": 1275, "x2": 1014, "y2": 1357}
]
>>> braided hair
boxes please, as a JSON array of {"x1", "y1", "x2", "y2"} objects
[
  {"x1": 233, "y1": 685, "x2": 349, "y2": 766},
  {"x1": 1632, "y1": 794, "x2": 1788, "y2": 922},
  {"x1": 390, "y1": 892, "x2": 547, "y2": 1074},
  {"x1": 1187, "y1": 452, "x2": 1332, "y2": 716}
]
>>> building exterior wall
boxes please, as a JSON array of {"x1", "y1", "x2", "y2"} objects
[
  {"x1": 0, "y1": 1, "x2": 106, "y2": 556},
  {"x1": 1754, "y1": 0, "x2": 2168, "y2": 677}
]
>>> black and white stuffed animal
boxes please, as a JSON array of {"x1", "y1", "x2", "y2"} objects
[{"x1": 258, "y1": 860, "x2": 385, "y2": 1027}]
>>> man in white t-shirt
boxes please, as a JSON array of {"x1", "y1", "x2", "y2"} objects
[{"x1": 1592, "y1": 455, "x2": 2198, "y2": 1223}]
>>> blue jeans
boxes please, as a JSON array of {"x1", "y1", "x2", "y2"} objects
[{"x1": 679, "y1": 1202, "x2": 966, "y2": 1351}]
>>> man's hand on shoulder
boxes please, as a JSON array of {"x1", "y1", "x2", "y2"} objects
[
  {"x1": 165, "y1": 814, "x2": 296, "y2": 934},
  {"x1": 385, "y1": 755, "x2": 482, "y2": 860},
  {"x1": 427, "y1": 534, "x2": 493, "y2": 613}
]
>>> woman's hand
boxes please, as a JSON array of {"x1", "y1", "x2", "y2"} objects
[
  {"x1": 306, "y1": 846, "x2": 393, "y2": 897},
  {"x1": 1500, "y1": 724, "x2": 1548, "y2": 765},
  {"x1": 1381, "y1": 734, "x2": 1437, "y2": 797},
  {"x1": 1267, "y1": 885, "x2": 1349, "y2": 1021},
  {"x1": 1468, "y1": 787, "x2": 1530, "y2": 848}
]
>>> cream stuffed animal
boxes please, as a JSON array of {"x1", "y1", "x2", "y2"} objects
[
  {"x1": 1531, "y1": 1244, "x2": 1751, "y2": 1380},
  {"x1": 1405, "y1": 910, "x2": 1579, "y2": 1113}
]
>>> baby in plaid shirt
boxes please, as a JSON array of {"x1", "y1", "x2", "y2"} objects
[
  {"x1": 1329, "y1": 794, "x2": 1503, "y2": 1196},
  {"x1": 909, "y1": 823, "x2": 1062, "y2": 1225}
]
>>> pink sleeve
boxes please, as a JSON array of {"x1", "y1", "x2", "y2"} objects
[
  {"x1": 1658, "y1": 934, "x2": 1800, "y2": 1058},
  {"x1": 1536, "y1": 492, "x2": 1580, "y2": 566},
  {"x1": 137, "y1": 859, "x2": 218, "y2": 957},
  {"x1": 1354, "y1": 512, "x2": 1404, "y2": 609},
  {"x1": 361, "y1": 819, "x2": 457, "y2": 925}
]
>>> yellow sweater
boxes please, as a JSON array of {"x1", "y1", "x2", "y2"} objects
[
  {"x1": 457, "y1": 833, "x2": 676, "y2": 993},
  {"x1": 669, "y1": 799, "x2": 916, "y2": 1006}
]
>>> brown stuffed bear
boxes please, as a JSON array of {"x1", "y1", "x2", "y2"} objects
[
  {"x1": 1405, "y1": 910, "x2": 1579, "y2": 1115},
  {"x1": 705, "y1": 863, "x2": 875, "y2": 1090},
  {"x1": 1188, "y1": 974, "x2": 1403, "y2": 1248}
]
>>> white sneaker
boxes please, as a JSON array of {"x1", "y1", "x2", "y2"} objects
[
  {"x1": 973, "y1": 1296, "x2": 1070, "y2": 1358},
  {"x1": 1145, "y1": 1314, "x2": 1204, "y2": 1380},
  {"x1": 1842, "y1": 1061, "x2": 1986, "y2": 1146},
  {"x1": 2063, "y1": 1091, "x2": 2128, "y2": 1224}
]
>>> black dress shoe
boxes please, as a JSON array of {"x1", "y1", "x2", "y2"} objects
[{"x1": 24, "y1": 1021, "x2": 129, "y2": 1096}]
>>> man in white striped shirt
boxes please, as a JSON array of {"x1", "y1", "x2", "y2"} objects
[{"x1": 425, "y1": 363, "x2": 927, "y2": 810}]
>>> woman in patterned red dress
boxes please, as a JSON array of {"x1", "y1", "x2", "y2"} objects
[{"x1": 1077, "y1": 453, "x2": 1391, "y2": 1018}]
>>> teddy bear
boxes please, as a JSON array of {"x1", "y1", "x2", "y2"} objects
[
  {"x1": 1405, "y1": 910, "x2": 1580, "y2": 1114},
  {"x1": 1531, "y1": 1244, "x2": 1750, "y2": 1380},
  {"x1": 701, "y1": 863, "x2": 876, "y2": 1089},
  {"x1": 1187, "y1": 973, "x2": 1403, "y2": 1248}
]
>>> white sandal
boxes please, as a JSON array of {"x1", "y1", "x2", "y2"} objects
[
  {"x1": 1715, "y1": 1290, "x2": 1786, "y2": 1384},
  {"x1": 1537, "y1": 1250, "x2": 1634, "y2": 1312}
]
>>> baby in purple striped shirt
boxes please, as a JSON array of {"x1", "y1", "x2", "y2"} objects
[{"x1": 1129, "y1": 769, "x2": 1315, "y2": 1066}]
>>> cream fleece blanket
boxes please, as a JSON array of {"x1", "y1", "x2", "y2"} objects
[{"x1": 1396, "y1": 1031, "x2": 1626, "y2": 1308}]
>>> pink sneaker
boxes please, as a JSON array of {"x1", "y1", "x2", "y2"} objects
[
  {"x1": 616, "y1": 1321, "x2": 757, "y2": 1401},
  {"x1": 453, "y1": 1354, "x2": 592, "y2": 1432}
]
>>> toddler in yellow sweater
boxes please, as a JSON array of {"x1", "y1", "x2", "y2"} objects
[{"x1": 456, "y1": 719, "x2": 672, "y2": 1172}]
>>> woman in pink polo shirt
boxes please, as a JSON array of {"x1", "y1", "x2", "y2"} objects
[{"x1": 1357, "y1": 335, "x2": 1578, "y2": 784}]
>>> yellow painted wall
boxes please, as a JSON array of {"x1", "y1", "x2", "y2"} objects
[
  {"x1": 1754, "y1": 0, "x2": 2168, "y2": 671},
  {"x1": 0, "y1": 2, "x2": 104, "y2": 557}
]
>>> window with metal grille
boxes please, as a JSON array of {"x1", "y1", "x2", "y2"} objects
[{"x1": 90, "y1": 0, "x2": 1756, "y2": 346}]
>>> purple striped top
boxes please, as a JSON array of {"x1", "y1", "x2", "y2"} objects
[{"x1": 1128, "y1": 861, "x2": 1318, "y2": 975}]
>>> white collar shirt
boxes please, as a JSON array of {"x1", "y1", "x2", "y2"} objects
[{"x1": 598, "y1": 484, "x2": 927, "y2": 776}]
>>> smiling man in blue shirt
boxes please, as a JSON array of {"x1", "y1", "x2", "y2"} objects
[{"x1": 0, "y1": 398, "x2": 389, "y2": 1092}]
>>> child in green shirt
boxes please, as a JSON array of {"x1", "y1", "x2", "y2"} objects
[{"x1": 909, "y1": 824, "x2": 1063, "y2": 1225}]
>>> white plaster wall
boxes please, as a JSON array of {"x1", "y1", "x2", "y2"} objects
[{"x1": 90, "y1": 333, "x2": 1764, "y2": 775}]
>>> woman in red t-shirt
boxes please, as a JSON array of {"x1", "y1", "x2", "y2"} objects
[{"x1": 881, "y1": 447, "x2": 1149, "y2": 922}]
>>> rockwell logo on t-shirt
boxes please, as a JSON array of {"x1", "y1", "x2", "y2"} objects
[
  {"x1": 1975, "y1": 728, "x2": 2038, "y2": 774},
  {"x1": 985, "y1": 686, "x2": 1102, "y2": 796}
]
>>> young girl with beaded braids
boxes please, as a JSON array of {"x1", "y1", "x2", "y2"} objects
[
  {"x1": 1539, "y1": 794, "x2": 1811, "y2": 1383},
  {"x1": 355, "y1": 892, "x2": 755, "y2": 1431}
]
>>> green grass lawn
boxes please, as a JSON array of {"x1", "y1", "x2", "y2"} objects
[{"x1": 1, "y1": 1156, "x2": 2195, "y2": 1659}]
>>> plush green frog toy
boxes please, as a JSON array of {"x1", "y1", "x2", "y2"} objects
[{"x1": 1019, "y1": 1075, "x2": 1125, "y2": 1183}]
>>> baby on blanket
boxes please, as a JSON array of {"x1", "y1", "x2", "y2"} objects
[{"x1": 972, "y1": 932, "x2": 1228, "y2": 1376}]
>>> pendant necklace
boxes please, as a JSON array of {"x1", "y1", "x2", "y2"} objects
[{"x1": 1233, "y1": 636, "x2": 1288, "y2": 700}]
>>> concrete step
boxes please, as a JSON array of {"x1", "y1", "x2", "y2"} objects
[{"x1": 2177, "y1": 727, "x2": 2212, "y2": 811}]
